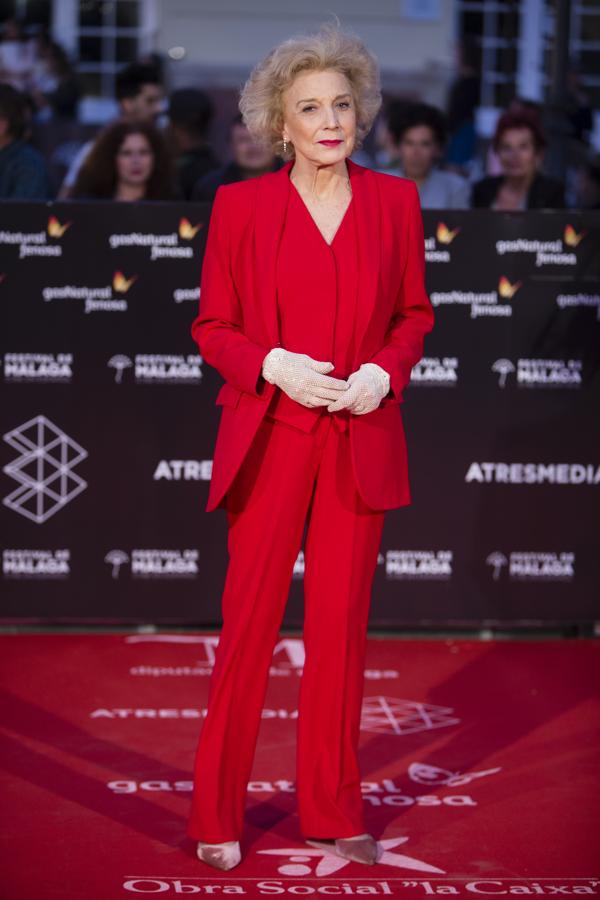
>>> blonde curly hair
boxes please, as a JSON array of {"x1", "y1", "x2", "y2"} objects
[{"x1": 239, "y1": 22, "x2": 382, "y2": 160}]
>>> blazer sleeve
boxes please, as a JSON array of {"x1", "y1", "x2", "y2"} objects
[
  {"x1": 366, "y1": 180, "x2": 434, "y2": 403},
  {"x1": 190, "y1": 185, "x2": 270, "y2": 398}
]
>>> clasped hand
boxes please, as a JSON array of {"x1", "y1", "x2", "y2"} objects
[
  {"x1": 261, "y1": 348, "x2": 390, "y2": 415},
  {"x1": 326, "y1": 363, "x2": 390, "y2": 415}
]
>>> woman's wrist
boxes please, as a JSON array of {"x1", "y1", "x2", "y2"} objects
[
  {"x1": 359, "y1": 362, "x2": 391, "y2": 397},
  {"x1": 262, "y1": 347, "x2": 286, "y2": 384}
]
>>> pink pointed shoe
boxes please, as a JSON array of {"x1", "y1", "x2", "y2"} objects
[
  {"x1": 305, "y1": 832, "x2": 378, "y2": 865},
  {"x1": 196, "y1": 840, "x2": 242, "y2": 870}
]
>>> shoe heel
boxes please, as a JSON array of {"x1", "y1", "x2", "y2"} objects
[{"x1": 196, "y1": 840, "x2": 241, "y2": 870}]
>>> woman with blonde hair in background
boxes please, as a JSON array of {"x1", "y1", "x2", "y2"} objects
[{"x1": 188, "y1": 21, "x2": 434, "y2": 871}]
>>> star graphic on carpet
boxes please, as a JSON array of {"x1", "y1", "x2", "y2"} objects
[{"x1": 258, "y1": 835, "x2": 446, "y2": 877}]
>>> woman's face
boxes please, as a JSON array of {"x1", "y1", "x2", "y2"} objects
[
  {"x1": 281, "y1": 68, "x2": 356, "y2": 166},
  {"x1": 398, "y1": 124, "x2": 440, "y2": 178},
  {"x1": 116, "y1": 133, "x2": 154, "y2": 187},
  {"x1": 496, "y1": 127, "x2": 541, "y2": 178}
]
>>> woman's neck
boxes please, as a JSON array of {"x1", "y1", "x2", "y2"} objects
[
  {"x1": 503, "y1": 171, "x2": 535, "y2": 193},
  {"x1": 289, "y1": 156, "x2": 350, "y2": 200},
  {"x1": 115, "y1": 182, "x2": 146, "y2": 202},
  {"x1": 409, "y1": 172, "x2": 430, "y2": 189}
]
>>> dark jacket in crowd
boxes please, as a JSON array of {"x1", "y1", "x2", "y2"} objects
[
  {"x1": 0, "y1": 138, "x2": 53, "y2": 199},
  {"x1": 191, "y1": 159, "x2": 283, "y2": 202},
  {"x1": 471, "y1": 172, "x2": 566, "y2": 209},
  {"x1": 175, "y1": 143, "x2": 220, "y2": 201}
]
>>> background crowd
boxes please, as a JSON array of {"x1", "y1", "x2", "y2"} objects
[{"x1": 1, "y1": 16, "x2": 598, "y2": 210}]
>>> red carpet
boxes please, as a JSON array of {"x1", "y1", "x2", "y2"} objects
[{"x1": 1, "y1": 633, "x2": 598, "y2": 897}]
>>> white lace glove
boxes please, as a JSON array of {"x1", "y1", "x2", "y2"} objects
[
  {"x1": 262, "y1": 347, "x2": 350, "y2": 408},
  {"x1": 326, "y1": 363, "x2": 390, "y2": 415}
]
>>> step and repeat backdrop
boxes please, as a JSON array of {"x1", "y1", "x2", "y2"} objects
[{"x1": 1, "y1": 201, "x2": 599, "y2": 626}]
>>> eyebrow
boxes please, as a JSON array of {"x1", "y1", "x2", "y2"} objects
[{"x1": 296, "y1": 93, "x2": 352, "y2": 106}]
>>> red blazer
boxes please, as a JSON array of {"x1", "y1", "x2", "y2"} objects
[{"x1": 191, "y1": 157, "x2": 434, "y2": 512}]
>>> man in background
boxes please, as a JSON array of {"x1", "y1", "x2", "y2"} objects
[
  {"x1": 191, "y1": 112, "x2": 280, "y2": 201},
  {"x1": 167, "y1": 88, "x2": 220, "y2": 200},
  {"x1": 379, "y1": 101, "x2": 471, "y2": 209},
  {"x1": 58, "y1": 61, "x2": 163, "y2": 198},
  {"x1": 0, "y1": 83, "x2": 52, "y2": 198}
]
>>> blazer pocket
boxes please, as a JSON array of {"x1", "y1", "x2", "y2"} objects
[{"x1": 215, "y1": 382, "x2": 242, "y2": 408}]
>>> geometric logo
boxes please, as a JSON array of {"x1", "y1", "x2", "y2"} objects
[
  {"x1": 360, "y1": 696, "x2": 460, "y2": 734},
  {"x1": 2, "y1": 414, "x2": 88, "y2": 524}
]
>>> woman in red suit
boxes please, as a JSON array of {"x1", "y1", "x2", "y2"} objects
[{"x1": 188, "y1": 23, "x2": 434, "y2": 871}]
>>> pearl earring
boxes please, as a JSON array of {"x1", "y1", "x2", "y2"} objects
[{"x1": 283, "y1": 138, "x2": 287, "y2": 154}]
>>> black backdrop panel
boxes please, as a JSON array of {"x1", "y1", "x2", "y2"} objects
[{"x1": 1, "y1": 202, "x2": 598, "y2": 625}]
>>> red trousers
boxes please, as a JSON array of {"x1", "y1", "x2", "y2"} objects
[{"x1": 187, "y1": 407, "x2": 385, "y2": 843}]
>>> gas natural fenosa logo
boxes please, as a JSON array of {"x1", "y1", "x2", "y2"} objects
[
  {"x1": 178, "y1": 217, "x2": 202, "y2": 240},
  {"x1": 436, "y1": 222, "x2": 460, "y2": 244},
  {"x1": 107, "y1": 217, "x2": 203, "y2": 260},
  {"x1": 47, "y1": 215, "x2": 71, "y2": 238},
  {"x1": 173, "y1": 286, "x2": 200, "y2": 304},
  {"x1": 498, "y1": 275, "x2": 522, "y2": 299},
  {"x1": 0, "y1": 214, "x2": 71, "y2": 258},
  {"x1": 41, "y1": 270, "x2": 137, "y2": 313},
  {"x1": 424, "y1": 220, "x2": 461, "y2": 263},
  {"x1": 556, "y1": 292, "x2": 600, "y2": 319},
  {"x1": 113, "y1": 270, "x2": 137, "y2": 292},
  {"x1": 430, "y1": 275, "x2": 521, "y2": 318},
  {"x1": 563, "y1": 224, "x2": 587, "y2": 247},
  {"x1": 495, "y1": 225, "x2": 587, "y2": 265}
]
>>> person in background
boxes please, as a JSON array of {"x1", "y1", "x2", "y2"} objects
[
  {"x1": 59, "y1": 61, "x2": 164, "y2": 198},
  {"x1": 137, "y1": 51, "x2": 166, "y2": 86},
  {"x1": 167, "y1": 88, "x2": 220, "y2": 200},
  {"x1": 191, "y1": 112, "x2": 281, "y2": 201},
  {"x1": 378, "y1": 102, "x2": 470, "y2": 208},
  {"x1": 0, "y1": 18, "x2": 34, "y2": 92},
  {"x1": 29, "y1": 38, "x2": 79, "y2": 121},
  {"x1": 565, "y1": 65, "x2": 594, "y2": 148},
  {"x1": 69, "y1": 119, "x2": 175, "y2": 201},
  {"x1": 472, "y1": 108, "x2": 565, "y2": 209},
  {"x1": 444, "y1": 35, "x2": 481, "y2": 174},
  {"x1": 573, "y1": 154, "x2": 600, "y2": 209},
  {"x1": 372, "y1": 99, "x2": 410, "y2": 170},
  {"x1": 0, "y1": 83, "x2": 52, "y2": 199},
  {"x1": 484, "y1": 98, "x2": 543, "y2": 176}
]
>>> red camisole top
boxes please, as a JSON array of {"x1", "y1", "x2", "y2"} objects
[{"x1": 266, "y1": 178, "x2": 358, "y2": 434}]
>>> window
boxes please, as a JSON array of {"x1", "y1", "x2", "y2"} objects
[
  {"x1": 458, "y1": 0, "x2": 600, "y2": 110},
  {"x1": 457, "y1": 2, "x2": 522, "y2": 108},
  {"x1": 568, "y1": 0, "x2": 600, "y2": 108},
  {"x1": 53, "y1": 0, "x2": 158, "y2": 101}
]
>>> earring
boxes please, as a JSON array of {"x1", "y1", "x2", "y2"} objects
[{"x1": 283, "y1": 138, "x2": 287, "y2": 154}]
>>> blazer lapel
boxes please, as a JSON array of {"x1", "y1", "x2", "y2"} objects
[
  {"x1": 252, "y1": 157, "x2": 381, "y2": 366},
  {"x1": 347, "y1": 158, "x2": 381, "y2": 366},
  {"x1": 253, "y1": 160, "x2": 293, "y2": 347}
]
